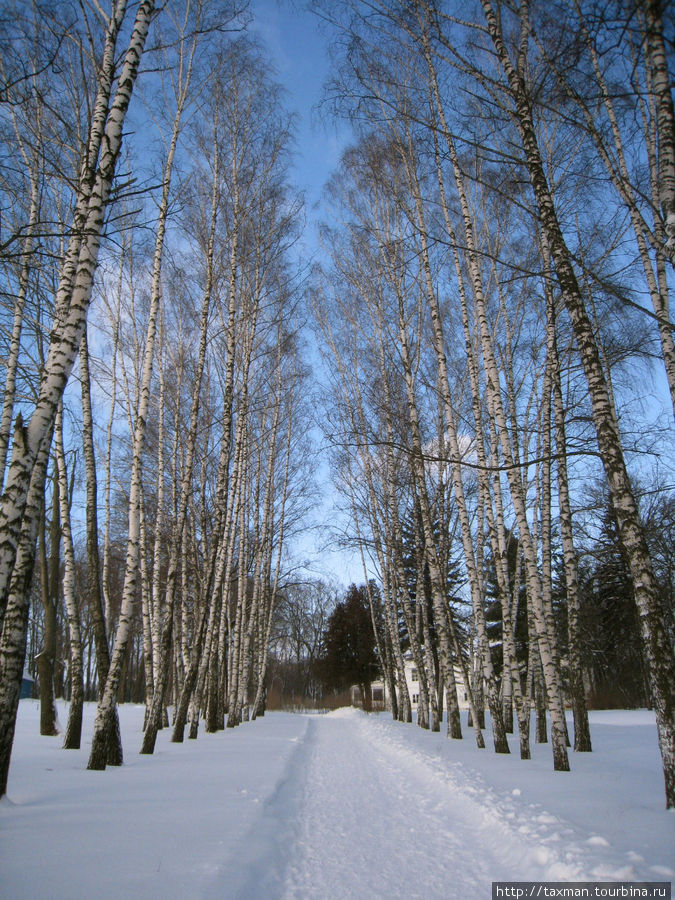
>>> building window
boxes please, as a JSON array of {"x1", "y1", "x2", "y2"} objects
[
  {"x1": 412, "y1": 693, "x2": 419, "y2": 704},
  {"x1": 373, "y1": 687, "x2": 383, "y2": 702},
  {"x1": 411, "y1": 668, "x2": 418, "y2": 682}
]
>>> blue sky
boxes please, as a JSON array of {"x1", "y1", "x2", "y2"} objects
[
  {"x1": 250, "y1": 0, "x2": 345, "y2": 217},
  {"x1": 250, "y1": 1, "x2": 366, "y2": 587}
]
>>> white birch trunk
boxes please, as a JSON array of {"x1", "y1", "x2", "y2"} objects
[
  {"x1": 141, "y1": 145, "x2": 221, "y2": 752},
  {"x1": 547, "y1": 291, "x2": 591, "y2": 752},
  {"x1": 80, "y1": 328, "x2": 122, "y2": 764},
  {"x1": 0, "y1": 432, "x2": 53, "y2": 794},
  {"x1": 644, "y1": 0, "x2": 675, "y2": 267},
  {"x1": 0, "y1": 1, "x2": 155, "y2": 634},
  {"x1": 402, "y1": 116, "x2": 508, "y2": 752},
  {"x1": 421, "y1": 24, "x2": 570, "y2": 766},
  {"x1": 480, "y1": 0, "x2": 675, "y2": 801},
  {"x1": 102, "y1": 252, "x2": 124, "y2": 633},
  {"x1": 0, "y1": 169, "x2": 40, "y2": 496},
  {"x1": 55, "y1": 407, "x2": 84, "y2": 750},
  {"x1": 1, "y1": 0, "x2": 154, "y2": 786}
]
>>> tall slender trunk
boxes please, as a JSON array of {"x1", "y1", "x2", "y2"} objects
[
  {"x1": 36, "y1": 468, "x2": 60, "y2": 738},
  {"x1": 393, "y1": 278, "x2": 483, "y2": 747},
  {"x1": 102, "y1": 255, "x2": 124, "y2": 634},
  {"x1": 0, "y1": 0, "x2": 155, "y2": 795},
  {"x1": 480, "y1": 0, "x2": 674, "y2": 802},
  {"x1": 538, "y1": 332, "x2": 569, "y2": 750},
  {"x1": 0, "y1": 171, "x2": 40, "y2": 494},
  {"x1": 245, "y1": 371, "x2": 282, "y2": 720},
  {"x1": 80, "y1": 328, "x2": 122, "y2": 763},
  {"x1": 422, "y1": 24, "x2": 569, "y2": 768},
  {"x1": 402, "y1": 115, "x2": 508, "y2": 752},
  {"x1": 227, "y1": 434, "x2": 250, "y2": 728},
  {"x1": 0, "y1": 0, "x2": 154, "y2": 626},
  {"x1": 348, "y1": 471, "x2": 401, "y2": 723},
  {"x1": 252, "y1": 380, "x2": 295, "y2": 719},
  {"x1": 213, "y1": 430, "x2": 245, "y2": 730},
  {"x1": 546, "y1": 290, "x2": 591, "y2": 752},
  {"x1": 55, "y1": 407, "x2": 83, "y2": 749},
  {"x1": 141, "y1": 230, "x2": 219, "y2": 750},
  {"x1": 486, "y1": 421, "x2": 531, "y2": 759},
  {"x1": 0, "y1": 433, "x2": 53, "y2": 794},
  {"x1": 88, "y1": 9, "x2": 196, "y2": 769},
  {"x1": 644, "y1": 0, "x2": 675, "y2": 267}
]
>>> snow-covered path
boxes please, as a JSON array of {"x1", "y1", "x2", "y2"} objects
[
  {"x1": 1, "y1": 702, "x2": 673, "y2": 899},
  {"x1": 283, "y1": 711, "x2": 600, "y2": 898},
  {"x1": 282, "y1": 710, "x2": 548, "y2": 899},
  {"x1": 210, "y1": 708, "x2": 673, "y2": 899}
]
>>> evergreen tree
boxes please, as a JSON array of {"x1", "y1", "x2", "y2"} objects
[
  {"x1": 579, "y1": 503, "x2": 649, "y2": 708},
  {"x1": 484, "y1": 531, "x2": 528, "y2": 682},
  {"x1": 318, "y1": 584, "x2": 380, "y2": 710}
]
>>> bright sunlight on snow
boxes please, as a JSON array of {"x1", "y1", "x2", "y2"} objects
[{"x1": 0, "y1": 701, "x2": 673, "y2": 899}]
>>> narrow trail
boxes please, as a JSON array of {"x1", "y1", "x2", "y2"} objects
[{"x1": 279, "y1": 710, "x2": 586, "y2": 900}]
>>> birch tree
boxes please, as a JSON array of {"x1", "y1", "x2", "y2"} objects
[
  {"x1": 313, "y1": 0, "x2": 673, "y2": 802},
  {"x1": 520, "y1": 1, "x2": 675, "y2": 418},
  {"x1": 88, "y1": 0, "x2": 213, "y2": 769},
  {"x1": 0, "y1": 0, "x2": 157, "y2": 798},
  {"x1": 54, "y1": 405, "x2": 84, "y2": 749},
  {"x1": 474, "y1": 0, "x2": 675, "y2": 805}
]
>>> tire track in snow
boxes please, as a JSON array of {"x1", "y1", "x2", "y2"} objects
[{"x1": 281, "y1": 710, "x2": 593, "y2": 899}]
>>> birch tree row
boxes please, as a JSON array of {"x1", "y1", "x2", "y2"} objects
[
  {"x1": 0, "y1": 0, "x2": 310, "y2": 794},
  {"x1": 313, "y1": 0, "x2": 675, "y2": 807}
]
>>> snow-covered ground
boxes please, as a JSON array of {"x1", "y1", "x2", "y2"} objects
[{"x1": 1, "y1": 701, "x2": 672, "y2": 899}]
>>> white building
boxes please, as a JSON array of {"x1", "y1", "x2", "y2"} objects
[
  {"x1": 352, "y1": 654, "x2": 470, "y2": 712},
  {"x1": 402, "y1": 655, "x2": 470, "y2": 710}
]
